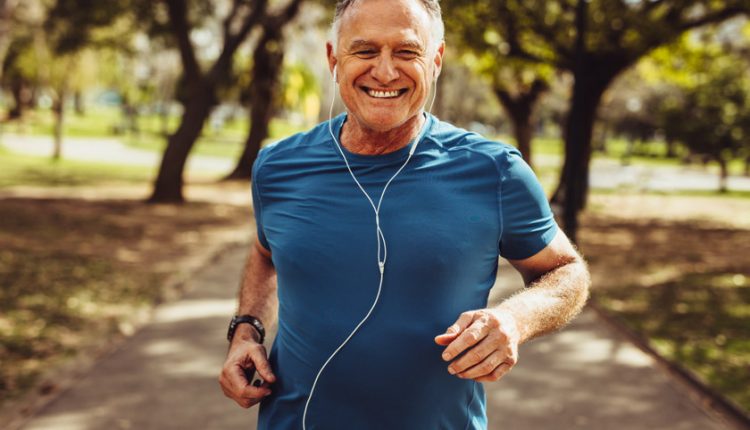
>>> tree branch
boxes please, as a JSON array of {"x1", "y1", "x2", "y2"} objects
[
  {"x1": 267, "y1": 0, "x2": 303, "y2": 29},
  {"x1": 678, "y1": 6, "x2": 749, "y2": 31},
  {"x1": 164, "y1": 0, "x2": 201, "y2": 82},
  {"x1": 209, "y1": 0, "x2": 269, "y2": 84}
]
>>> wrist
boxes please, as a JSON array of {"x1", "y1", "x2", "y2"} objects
[
  {"x1": 227, "y1": 314, "x2": 266, "y2": 344},
  {"x1": 489, "y1": 307, "x2": 522, "y2": 344},
  {"x1": 234, "y1": 323, "x2": 262, "y2": 344}
]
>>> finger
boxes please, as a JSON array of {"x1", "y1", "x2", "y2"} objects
[
  {"x1": 220, "y1": 376, "x2": 259, "y2": 409},
  {"x1": 219, "y1": 361, "x2": 251, "y2": 400},
  {"x1": 441, "y1": 319, "x2": 490, "y2": 362},
  {"x1": 241, "y1": 382, "x2": 272, "y2": 399},
  {"x1": 221, "y1": 383, "x2": 260, "y2": 408},
  {"x1": 447, "y1": 333, "x2": 501, "y2": 375},
  {"x1": 475, "y1": 362, "x2": 513, "y2": 383},
  {"x1": 457, "y1": 350, "x2": 505, "y2": 379},
  {"x1": 443, "y1": 311, "x2": 476, "y2": 337},
  {"x1": 247, "y1": 345, "x2": 276, "y2": 383},
  {"x1": 434, "y1": 331, "x2": 459, "y2": 346}
]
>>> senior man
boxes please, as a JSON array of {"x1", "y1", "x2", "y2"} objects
[{"x1": 220, "y1": 0, "x2": 590, "y2": 428}]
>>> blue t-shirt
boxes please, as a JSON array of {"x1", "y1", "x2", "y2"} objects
[{"x1": 252, "y1": 113, "x2": 557, "y2": 429}]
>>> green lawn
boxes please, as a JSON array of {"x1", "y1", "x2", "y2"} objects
[
  {"x1": 0, "y1": 146, "x2": 156, "y2": 188},
  {"x1": 595, "y1": 272, "x2": 750, "y2": 411},
  {"x1": 4, "y1": 107, "x2": 308, "y2": 159}
]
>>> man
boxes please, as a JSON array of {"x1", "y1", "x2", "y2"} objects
[{"x1": 219, "y1": 0, "x2": 590, "y2": 428}]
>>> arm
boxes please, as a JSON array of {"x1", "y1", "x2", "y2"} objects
[
  {"x1": 219, "y1": 238, "x2": 278, "y2": 408},
  {"x1": 434, "y1": 229, "x2": 590, "y2": 382}
]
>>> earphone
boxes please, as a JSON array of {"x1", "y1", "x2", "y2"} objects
[{"x1": 302, "y1": 60, "x2": 438, "y2": 430}]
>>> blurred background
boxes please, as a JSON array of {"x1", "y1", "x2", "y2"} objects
[{"x1": 0, "y1": 0, "x2": 749, "y2": 428}]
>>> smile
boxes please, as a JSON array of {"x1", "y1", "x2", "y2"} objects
[{"x1": 362, "y1": 87, "x2": 408, "y2": 99}]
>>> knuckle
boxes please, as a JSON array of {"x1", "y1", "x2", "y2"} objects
[{"x1": 468, "y1": 349, "x2": 483, "y2": 363}]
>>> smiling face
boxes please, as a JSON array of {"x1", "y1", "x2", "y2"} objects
[{"x1": 327, "y1": 0, "x2": 444, "y2": 135}]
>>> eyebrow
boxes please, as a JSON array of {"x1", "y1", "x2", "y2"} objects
[
  {"x1": 346, "y1": 39, "x2": 425, "y2": 52},
  {"x1": 395, "y1": 41, "x2": 424, "y2": 51},
  {"x1": 347, "y1": 39, "x2": 377, "y2": 51}
]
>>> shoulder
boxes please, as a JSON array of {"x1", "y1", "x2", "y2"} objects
[
  {"x1": 253, "y1": 118, "x2": 336, "y2": 176},
  {"x1": 425, "y1": 116, "x2": 523, "y2": 175}
]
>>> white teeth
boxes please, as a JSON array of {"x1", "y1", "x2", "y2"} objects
[{"x1": 367, "y1": 89, "x2": 400, "y2": 98}]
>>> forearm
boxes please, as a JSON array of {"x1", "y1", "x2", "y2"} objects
[
  {"x1": 234, "y1": 241, "x2": 278, "y2": 344},
  {"x1": 495, "y1": 259, "x2": 590, "y2": 344}
]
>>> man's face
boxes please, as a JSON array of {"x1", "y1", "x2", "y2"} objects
[{"x1": 327, "y1": 0, "x2": 444, "y2": 134}]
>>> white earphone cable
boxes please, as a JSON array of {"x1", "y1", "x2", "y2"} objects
[{"x1": 302, "y1": 68, "x2": 436, "y2": 430}]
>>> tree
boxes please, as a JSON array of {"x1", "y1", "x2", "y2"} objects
[
  {"x1": 444, "y1": 21, "x2": 554, "y2": 169},
  {"x1": 224, "y1": 1, "x2": 303, "y2": 180},
  {"x1": 653, "y1": 34, "x2": 750, "y2": 192},
  {"x1": 149, "y1": 0, "x2": 308, "y2": 202},
  {"x1": 442, "y1": 0, "x2": 750, "y2": 241},
  {"x1": 0, "y1": 0, "x2": 19, "y2": 83}
]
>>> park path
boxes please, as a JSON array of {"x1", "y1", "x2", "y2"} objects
[
  {"x1": 17, "y1": 243, "x2": 738, "y2": 430},
  {"x1": 4, "y1": 132, "x2": 750, "y2": 192}
]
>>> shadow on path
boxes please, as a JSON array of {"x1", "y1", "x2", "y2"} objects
[{"x1": 21, "y1": 247, "x2": 733, "y2": 429}]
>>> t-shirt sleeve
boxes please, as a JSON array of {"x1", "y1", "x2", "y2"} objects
[
  {"x1": 251, "y1": 152, "x2": 271, "y2": 251},
  {"x1": 498, "y1": 148, "x2": 558, "y2": 260}
]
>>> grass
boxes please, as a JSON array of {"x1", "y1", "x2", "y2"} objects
[
  {"x1": 595, "y1": 273, "x2": 750, "y2": 411},
  {"x1": 579, "y1": 208, "x2": 750, "y2": 413},
  {"x1": 4, "y1": 107, "x2": 309, "y2": 159},
  {"x1": 0, "y1": 197, "x2": 249, "y2": 405},
  {"x1": 0, "y1": 145, "x2": 156, "y2": 188}
]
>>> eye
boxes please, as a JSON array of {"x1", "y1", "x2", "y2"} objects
[
  {"x1": 397, "y1": 50, "x2": 420, "y2": 59},
  {"x1": 354, "y1": 50, "x2": 377, "y2": 59}
]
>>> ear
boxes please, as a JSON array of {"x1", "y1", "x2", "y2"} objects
[
  {"x1": 326, "y1": 42, "x2": 337, "y2": 81},
  {"x1": 432, "y1": 41, "x2": 445, "y2": 80}
]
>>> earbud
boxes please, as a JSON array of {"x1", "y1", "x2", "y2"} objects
[{"x1": 333, "y1": 65, "x2": 337, "y2": 83}]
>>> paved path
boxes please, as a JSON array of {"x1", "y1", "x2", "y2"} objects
[
  {"x1": 4, "y1": 133, "x2": 750, "y2": 192},
  {"x1": 19, "y1": 244, "x2": 736, "y2": 430}
]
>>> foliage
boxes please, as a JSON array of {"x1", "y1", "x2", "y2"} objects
[
  {"x1": 651, "y1": 33, "x2": 750, "y2": 169},
  {"x1": 442, "y1": 0, "x2": 750, "y2": 239}
]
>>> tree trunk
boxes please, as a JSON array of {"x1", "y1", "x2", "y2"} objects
[
  {"x1": 552, "y1": 67, "x2": 614, "y2": 242},
  {"x1": 494, "y1": 80, "x2": 547, "y2": 170},
  {"x1": 510, "y1": 118, "x2": 533, "y2": 168},
  {"x1": 52, "y1": 92, "x2": 65, "y2": 160},
  {"x1": 148, "y1": 84, "x2": 215, "y2": 202},
  {"x1": 225, "y1": 27, "x2": 285, "y2": 181},
  {"x1": 74, "y1": 90, "x2": 85, "y2": 115},
  {"x1": 8, "y1": 78, "x2": 28, "y2": 120},
  {"x1": 718, "y1": 157, "x2": 728, "y2": 193}
]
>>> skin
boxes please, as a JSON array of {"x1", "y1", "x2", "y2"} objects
[
  {"x1": 326, "y1": 0, "x2": 444, "y2": 155},
  {"x1": 219, "y1": 0, "x2": 590, "y2": 409}
]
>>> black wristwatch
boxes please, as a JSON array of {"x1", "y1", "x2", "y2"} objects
[{"x1": 227, "y1": 315, "x2": 265, "y2": 344}]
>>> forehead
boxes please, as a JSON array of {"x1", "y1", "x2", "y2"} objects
[{"x1": 338, "y1": 0, "x2": 433, "y2": 47}]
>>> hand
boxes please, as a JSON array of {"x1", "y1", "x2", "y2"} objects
[
  {"x1": 434, "y1": 309, "x2": 520, "y2": 382},
  {"x1": 219, "y1": 335, "x2": 276, "y2": 408}
]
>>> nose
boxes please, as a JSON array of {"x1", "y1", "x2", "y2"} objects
[{"x1": 370, "y1": 55, "x2": 399, "y2": 84}]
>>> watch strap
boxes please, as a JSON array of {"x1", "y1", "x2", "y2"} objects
[{"x1": 227, "y1": 315, "x2": 265, "y2": 344}]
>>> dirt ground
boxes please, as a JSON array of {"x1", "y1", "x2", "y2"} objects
[{"x1": 0, "y1": 187, "x2": 253, "y2": 405}]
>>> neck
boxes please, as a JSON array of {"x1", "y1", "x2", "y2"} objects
[{"x1": 340, "y1": 114, "x2": 425, "y2": 155}]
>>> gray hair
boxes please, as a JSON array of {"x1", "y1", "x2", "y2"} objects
[{"x1": 330, "y1": 0, "x2": 445, "y2": 55}]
